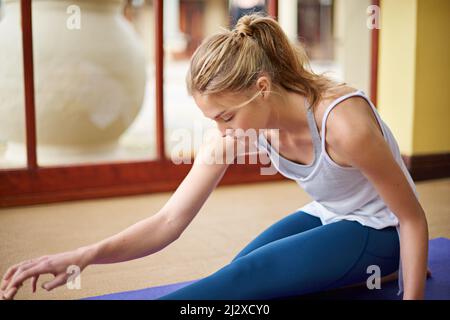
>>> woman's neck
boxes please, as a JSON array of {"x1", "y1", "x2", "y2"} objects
[{"x1": 266, "y1": 89, "x2": 311, "y2": 140}]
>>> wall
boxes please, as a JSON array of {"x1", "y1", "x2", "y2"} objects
[{"x1": 377, "y1": 0, "x2": 450, "y2": 157}]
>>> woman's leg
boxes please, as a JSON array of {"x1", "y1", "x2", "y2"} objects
[
  {"x1": 318, "y1": 223, "x2": 400, "y2": 291},
  {"x1": 157, "y1": 219, "x2": 400, "y2": 300},
  {"x1": 230, "y1": 210, "x2": 322, "y2": 262}
]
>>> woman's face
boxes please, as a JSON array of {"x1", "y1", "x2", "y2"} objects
[{"x1": 193, "y1": 87, "x2": 272, "y2": 138}]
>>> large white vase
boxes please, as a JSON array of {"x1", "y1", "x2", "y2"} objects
[{"x1": 0, "y1": 0, "x2": 146, "y2": 164}]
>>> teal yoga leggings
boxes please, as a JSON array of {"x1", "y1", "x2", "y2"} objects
[{"x1": 157, "y1": 210, "x2": 400, "y2": 300}]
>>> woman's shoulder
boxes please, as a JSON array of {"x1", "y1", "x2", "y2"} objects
[
  {"x1": 324, "y1": 87, "x2": 384, "y2": 150},
  {"x1": 323, "y1": 84, "x2": 360, "y2": 100}
]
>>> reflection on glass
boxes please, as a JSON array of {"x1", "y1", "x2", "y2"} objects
[
  {"x1": 298, "y1": 0, "x2": 334, "y2": 61},
  {"x1": 301, "y1": 0, "x2": 342, "y2": 87},
  {"x1": 27, "y1": 0, "x2": 156, "y2": 166},
  {"x1": 229, "y1": 0, "x2": 266, "y2": 27},
  {"x1": 0, "y1": 0, "x2": 26, "y2": 169}
]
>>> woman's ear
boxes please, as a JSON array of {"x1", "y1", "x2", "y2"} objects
[{"x1": 256, "y1": 76, "x2": 270, "y2": 99}]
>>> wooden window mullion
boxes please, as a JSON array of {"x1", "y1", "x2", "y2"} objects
[
  {"x1": 268, "y1": 0, "x2": 278, "y2": 19},
  {"x1": 20, "y1": 0, "x2": 38, "y2": 170},
  {"x1": 155, "y1": 0, "x2": 165, "y2": 160},
  {"x1": 370, "y1": 0, "x2": 380, "y2": 105}
]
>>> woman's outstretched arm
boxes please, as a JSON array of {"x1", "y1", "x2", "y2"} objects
[
  {"x1": 0, "y1": 132, "x2": 237, "y2": 299},
  {"x1": 84, "y1": 133, "x2": 235, "y2": 264}
]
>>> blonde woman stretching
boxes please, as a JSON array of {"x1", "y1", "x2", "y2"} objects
[{"x1": 0, "y1": 13, "x2": 429, "y2": 300}]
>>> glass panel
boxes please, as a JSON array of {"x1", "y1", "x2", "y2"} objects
[
  {"x1": 164, "y1": 0, "x2": 268, "y2": 162},
  {"x1": 31, "y1": 0, "x2": 157, "y2": 166},
  {"x1": 0, "y1": 0, "x2": 27, "y2": 169},
  {"x1": 296, "y1": 0, "x2": 372, "y2": 92},
  {"x1": 230, "y1": 0, "x2": 267, "y2": 27},
  {"x1": 297, "y1": 0, "x2": 342, "y2": 81}
]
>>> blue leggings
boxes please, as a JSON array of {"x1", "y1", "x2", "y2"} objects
[{"x1": 157, "y1": 210, "x2": 400, "y2": 300}]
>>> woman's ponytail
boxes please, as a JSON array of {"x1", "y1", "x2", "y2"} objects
[{"x1": 187, "y1": 12, "x2": 345, "y2": 109}]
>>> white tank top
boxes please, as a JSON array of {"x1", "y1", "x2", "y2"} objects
[{"x1": 256, "y1": 89, "x2": 420, "y2": 296}]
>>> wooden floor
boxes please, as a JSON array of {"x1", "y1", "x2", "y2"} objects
[{"x1": 0, "y1": 178, "x2": 449, "y2": 300}]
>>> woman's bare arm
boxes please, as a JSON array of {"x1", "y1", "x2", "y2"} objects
[
  {"x1": 327, "y1": 98, "x2": 429, "y2": 300},
  {"x1": 84, "y1": 133, "x2": 236, "y2": 265},
  {"x1": 0, "y1": 131, "x2": 237, "y2": 299}
]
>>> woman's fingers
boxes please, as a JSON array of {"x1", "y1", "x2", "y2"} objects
[
  {"x1": 4, "y1": 264, "x2": 35, "y2": 293},
  {"x1": 2, "y1": 282, "x2": 22, "y2": 300},
  {"x1": 42, "y1": 273, "x2": 67, "y2": 291},
  {"x1": 31, "y1": 275, "x2": 40, "y2": 293},
  {"x1": 1, "y1": 252, "x2": 82, "y2": 299},
  {"x1": 2, "y1": 263, "x2": 56, "y2": 300},
  {"x1": 1, "y1": 263, "x2": 22, "y2": 291},
  {"x1": 2, "y1": 264, "x2": 49, "y2": 300},
  {"x1": 4, "y1": 261, "x2": 51, "y2": 295},
  {"x1": 1, "y1": 261, "x2": 35, "y2": 292},
  {"x1": 1, "y1": 257, "x2": 41, "y2": 291}
]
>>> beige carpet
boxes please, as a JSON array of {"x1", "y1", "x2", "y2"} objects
[{"x1": 0, "y1": 178, "x2": 449, "y2": 300}]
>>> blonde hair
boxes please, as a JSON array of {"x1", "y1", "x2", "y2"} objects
[{"x1": 186, "y1": 12, "x2": 346, "y2": 110}]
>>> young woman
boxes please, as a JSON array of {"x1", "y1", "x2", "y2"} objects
[{"x1": 0, "y1": 13, "x2": 429, "y2": 300}]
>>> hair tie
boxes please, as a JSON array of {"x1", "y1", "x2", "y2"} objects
[{"x1": 234, "y1": 22, "x2": 253, "y2": 38}]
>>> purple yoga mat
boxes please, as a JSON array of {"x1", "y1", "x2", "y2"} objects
[{"x1": 82, "y1": 237, "x2": 450, "y2": 300}]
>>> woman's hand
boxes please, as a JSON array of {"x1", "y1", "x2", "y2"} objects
[{"x1": 0, "y1": 248, "x2": 89, "y2": 300}]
